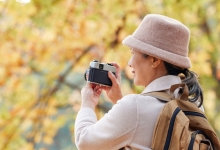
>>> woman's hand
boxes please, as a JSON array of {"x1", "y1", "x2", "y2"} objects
[
  {"x1": 81, "y1": 83, "x2": 102, "y2": 110},
  {"x1": 103, "y1": 63, "x2": 123, "y2": 104}
]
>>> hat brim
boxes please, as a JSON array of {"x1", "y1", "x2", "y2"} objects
[{"x1": 122, "y1": 35, "x2": 191, "y2": 69}]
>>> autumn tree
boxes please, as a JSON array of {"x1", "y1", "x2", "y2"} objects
[{"x1": 0, "y1": 0, "x2": 219, "y2": 149}]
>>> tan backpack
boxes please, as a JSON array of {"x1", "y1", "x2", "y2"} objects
[{"x1": 143, "y1": 84, "x2": 220, "y2": 150}]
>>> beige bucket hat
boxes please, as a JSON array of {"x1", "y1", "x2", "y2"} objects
[{"x1": 122, "y1": 14, "x2": 191, "y2": 69}]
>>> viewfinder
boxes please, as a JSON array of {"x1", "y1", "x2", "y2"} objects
[{"x1": 99, "y1": 64, "x2": 104, "y2": 70}]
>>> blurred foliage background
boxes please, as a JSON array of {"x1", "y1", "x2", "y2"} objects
[{"x1": 0, "y1": 0, "x2": 220, "y2": 149}]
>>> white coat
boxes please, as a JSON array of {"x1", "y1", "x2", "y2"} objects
[{"x1": 75, "y1": 75, "x2": 182, "y2": 150}]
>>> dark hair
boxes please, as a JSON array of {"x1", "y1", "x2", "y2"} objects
[{"x1": 163, "y1": 61, "x2": 203, "y2": 107}]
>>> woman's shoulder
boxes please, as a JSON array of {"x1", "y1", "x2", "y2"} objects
[
  {"x1": 118, "y1": 94, "x2": 138, "y2": 103},
  {"x1": 117, "y1": 93, "x2": 165, "y2": 110},
  {"x1": 115, "y1": 94, "x2": 138, "y2": 109},
  {"x1": 122, "y1": 94, "x2": 138, "y2": 99},
  {"x1": 120, "y1": 93, "x2": 159, "y2": 101},
  {"x1": 117, "y1": 93, "x2": 159, "y2": 106}
]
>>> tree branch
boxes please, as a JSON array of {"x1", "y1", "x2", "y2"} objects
[{"x1": 1, "y1": 45, "x2": 96, "y2": 149}]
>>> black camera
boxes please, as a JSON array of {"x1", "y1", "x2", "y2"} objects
[{"x1": 84, "y1": 60, "x2": 116, "y2": 86}]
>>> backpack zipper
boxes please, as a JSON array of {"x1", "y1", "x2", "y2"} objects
[{"x1": 164, "y1": 107, "x2": 181, "y2": 150}]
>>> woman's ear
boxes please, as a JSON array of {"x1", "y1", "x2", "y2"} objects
[{"x1": 150, "y1": 57, "x2": 162, "y2": 68}]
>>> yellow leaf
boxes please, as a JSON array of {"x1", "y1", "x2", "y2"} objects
[{"x1": 43, "y1": 135, "x2": 53, "y2": 145}]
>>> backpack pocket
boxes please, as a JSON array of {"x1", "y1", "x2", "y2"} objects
[
  {"x1": 200, "y1": 140, "x2": 213, "y2": 150},
  {"x1": 151, "y1": 105, "x2": 190, "y2": 150},
  {"x1": 188, "y1": 130, "x2": 213, "y2": 150}
]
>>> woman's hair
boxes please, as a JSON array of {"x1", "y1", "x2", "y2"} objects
[{"x1": 163, "y1": 61, "x2": 203, "y2": 107}]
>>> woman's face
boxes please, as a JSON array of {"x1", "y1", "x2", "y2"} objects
[{"x1": 128, "y1": 49, "x2": 152, "y2": 87}]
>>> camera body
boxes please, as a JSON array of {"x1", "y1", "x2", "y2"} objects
[{"x1": 85, "y1": 60, "x2": 116, "y2": 86}]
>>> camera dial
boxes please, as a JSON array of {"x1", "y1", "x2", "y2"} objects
[{"x1": 107, "y1": 63, "x2": 113, "y2": 66}]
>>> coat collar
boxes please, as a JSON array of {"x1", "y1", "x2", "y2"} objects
[{"x1": 141, "y1": 75, "x2": 181, "y2": 94}]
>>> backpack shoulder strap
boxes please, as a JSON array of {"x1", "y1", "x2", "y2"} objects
[
  {"x1": 141, "y1": 84, "x2": 189, "y2": 102},
  {"x1": 141, "y1": 91, "x2": 173, "y2": 102}
]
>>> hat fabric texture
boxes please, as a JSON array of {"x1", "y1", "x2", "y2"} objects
[{"x1": 122, "y1": 14, "x2": 191, "y2": 69}]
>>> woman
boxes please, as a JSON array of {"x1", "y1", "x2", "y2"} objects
[{"x1": 74, "y1": 14, "x2": 203, "y2": 150}]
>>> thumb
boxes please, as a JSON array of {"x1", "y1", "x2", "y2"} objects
[
  {"x1": 86, "y1": 81, "x2": 90, "y2": 87},
  {"x1": 86, "y1": 82, "x2": 93, "y2": 89},
  {"x1": 108, "y1": 71, "x2": 117, "y2": 85}
]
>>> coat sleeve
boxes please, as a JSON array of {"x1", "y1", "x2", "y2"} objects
[{"x1": 74, "y1": 94, "x2": 138, "y2": 150}]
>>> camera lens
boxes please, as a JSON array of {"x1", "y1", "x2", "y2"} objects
[
  {"x1": 84, "y1": 69, "x2": 90, "y2": 81},
  {"x1": 99, "y1": 64, "x2": 104, "y2": 70}
]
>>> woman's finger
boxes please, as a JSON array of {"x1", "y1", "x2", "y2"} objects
[
  {"x1": 86, "y1": 82, "x2": 94, "y2": 88},
  {"x1": 97, "y1": 88, "x2": 102, "y2": 94},
  {"x1": 108, "y1": 71, "x2": 117, "y2": 85},
  {"x1": 101, "y1": 86, "x2": 108, "y2": 90},
  {"x1": 109, "y1": 62, "x2": 121, "y2": 81},
  {"x1": 109, "y1": 62, "x2": 120, "y2": 69},
  {"x1": 94, "y1": 84, "x2": 101, "y2": 91}
]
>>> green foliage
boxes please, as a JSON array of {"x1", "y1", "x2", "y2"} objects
[{"x1": 0, "y1": 0, "x2": 220, "y2": 149}]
